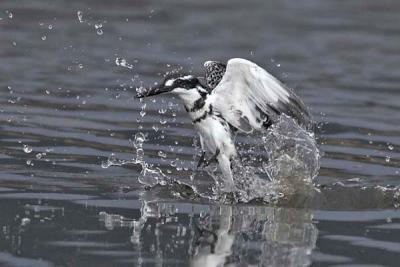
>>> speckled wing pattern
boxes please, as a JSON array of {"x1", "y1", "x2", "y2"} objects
[
  {"x1": 204, "y1": 61, "x2": 227, "y2": 89},
  {"x1": 208, "y1": 58, "x2": 312, "y2": 133}
]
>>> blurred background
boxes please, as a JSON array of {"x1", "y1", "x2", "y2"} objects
[{"x1": 0, "y1": 0, "x2": 400, "y2": 266}]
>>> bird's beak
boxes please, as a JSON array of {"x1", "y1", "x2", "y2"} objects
[{"x1": 135, "y1": 84, "x2": 171, "y2": 98}]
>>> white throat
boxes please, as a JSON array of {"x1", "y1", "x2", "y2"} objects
[{"x1": 173, "y1": 87, "x2": 207, "y2": 111}]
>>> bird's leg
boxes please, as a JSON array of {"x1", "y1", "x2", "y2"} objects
[
  {"x1": 197, "y1": 134, "x2": 207, "y2": 169},
  {"x1": 197, "y1": 149, "x2": 220, "y2": 169},
  {"x1": 217, "y1": 153, "x2": 235, "y2": 192},
  {"x1": 203, "y1": 148, "x2": 220, "y2": 167},
  {"x1": 197, "y1": 151, "x2": 207, "y2": 168}
]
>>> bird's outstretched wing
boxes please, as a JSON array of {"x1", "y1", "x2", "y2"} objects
[{"x1": 208, "y1": 58, "x2": 312, "y2": 133}]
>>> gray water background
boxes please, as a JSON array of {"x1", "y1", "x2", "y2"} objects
[{"x1": 0, "y1": 0, "x2": 400, "y2": 266}]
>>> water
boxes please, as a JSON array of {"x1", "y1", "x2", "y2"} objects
[{"x1": 1, "y1": 0, "x2": 400, "y2": 266}]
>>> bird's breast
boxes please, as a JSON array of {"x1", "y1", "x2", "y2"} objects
[{"x1": 194, "y1": 115, "x2": 235, "y2": 154}]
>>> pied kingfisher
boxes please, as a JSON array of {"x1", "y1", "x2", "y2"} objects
[{"x1": 137, "y1": 58, "x2": 312, "y2": 191}]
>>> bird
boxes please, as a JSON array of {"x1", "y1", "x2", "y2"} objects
[{"x1": 136, "y1": 58, "x2": 312, "y2": 192}]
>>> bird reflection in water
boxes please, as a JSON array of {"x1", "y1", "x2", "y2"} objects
[{"x1": 99, "y1": 191, "x2": 318, "y2": 267}]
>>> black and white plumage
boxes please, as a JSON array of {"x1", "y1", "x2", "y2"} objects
[
  {"x1": 204, "y1": 61, "x2": 226, "y2": 90},
  {"x1": 207, "y1": 58, "x2": 312, "y2": 132},
  {"x1": 137, "y1": 58, "x2": 312, "y2": 191}
]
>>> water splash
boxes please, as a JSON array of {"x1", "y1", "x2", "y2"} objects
[
  {"x1": 262, "y1": 115, "x2": 320, "y2": 183},
  {"x1": 101, "y1": 153, "x2": 122, "y2": 168},
  {"x1": 206, "y1": 115, "x2": 320, "y2": 203},
  {"x1": 121, "y1": 114, "x2": 321, "y2": 204},
  {"x1": 101, "y1": 133, "x2": 167, "y2": 187}
]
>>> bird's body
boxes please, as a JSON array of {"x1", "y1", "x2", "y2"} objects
[
  {"x1": 187, "y1": 97, "x2": 238, "y2": 190},
  {"x1": 137, "y1": 58, "x2": 312, "y2": 191}
]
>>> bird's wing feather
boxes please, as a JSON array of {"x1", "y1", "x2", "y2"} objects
[{"x1": 209, "y1": 58, "x2": 311, "y2": 133}]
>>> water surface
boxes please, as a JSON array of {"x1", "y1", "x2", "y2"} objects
[{"x1": 1, "y1": 0, "x2": 400, "y2": 266}]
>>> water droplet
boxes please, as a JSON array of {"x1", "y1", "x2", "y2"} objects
[
  {"x1": 385, "y1": 156, "x2": 391, "y2": 163},
  {"x1": 26, "y1": 159, "x2": 32, "y2": 166},
  {"x1": 77, "y1": 11, "x2": 84, "y2": 23},
  {"x1": 388, "y1": 145, "x2": 394, "y2": 151},
  {"x1": 152, "y1": 125, "x2": 159, "y2": 132},
  {"x1": 7, "y1": 11, "x2": 13, "y2": 19},
  {"x1": 78, "y1": 63, "x2": 83, "y2": 69},
  {"x1": 160, "y1": 118, "x2": 167, "y2": 125},
  {"x1": 386, "y1": 217, "x2": 392, "y2": 223},
  {"x1": 48, "y1": 24, "x2": 53, "y2": 30},
  {"x1": 170, "y1": 161, "x2": 177, "y2": 167},
  {"x1": 94, "y1": 23, "x2": 103, "y2": 35},
  {"x1": 41, "y1": 35, "x2": 47, "y2": 41},
  {"x1": 115, "y1": 58, "x2": 133, "y2": 69},
  {"x1": 158, "y1": 108, "x2": 167, "y2": 114},
  {"x1": 12, "y1": 41, "x2": 16, "y2": 46},
  {"x1": 23, "y1": 144, "x2": 32, "y2": 153},
  {"x1": 21, "y1": 218, "x2": 30, "y2": 226},
  {"x1": 35, "y1": 153, "x2": 43, "y2": 159},
  {"x1": 140, "y1": 110, "x2": 146, "y2": 117},
  {"x1": 45, "y1": 89, "x2": 50, "y2": 95},
  {"x1": 158, "y1": 151, "x2": 167, "y2": 158}
]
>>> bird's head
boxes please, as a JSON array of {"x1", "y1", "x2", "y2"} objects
[{"x1": 136, "y1": 73, "x2": 207, "y2": 99}]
